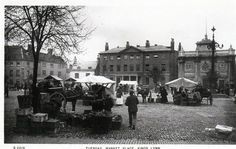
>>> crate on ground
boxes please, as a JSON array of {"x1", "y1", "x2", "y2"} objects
[
  {"x1": 30, "y1": 121, "x2": 45, "y2": 134},
  {"x1": 17, "y1": 95, "x2": 32, "y2": 109},
  {"x1": 31, "y1": 113, "x2": 48, "y2": 122},
  {"x1": 15, "y1": 107, "x2": 33, "y2": 116},
  {"x1": 44, "y1": 119, "x2": 60, "y2": 134},
  {"x1": 16, "y1": 115, "x2": 31, "y2": 129},
  {"x1": 111, "y1": 115, "x2": 122, "y2": 130},
  {"x1": 14, "y1": 127, "x2": 29, "y2": 134}
]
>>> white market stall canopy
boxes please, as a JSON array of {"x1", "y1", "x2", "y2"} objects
[
  {"x1": 119, "y1": 81, "x2": 138, "y2": 92},
  {"x1": 65, "y1": 77, "x2": 77, "y2": 82},
  {"x1": 76, "y1": 75, "x2": 115, "y2": 85},
  {"x1": 119, "y1": 81, "x2": 138, "y2": 85},
  {"x1": 165, "y1": 77, "x2": 198, "y2": 88},
  {"x1": 44, "y1": 75, "x2": 63, "y2": 81}
]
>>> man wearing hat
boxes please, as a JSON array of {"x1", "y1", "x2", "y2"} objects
[{"x1": 125, "y1": 90, "x2": 139, "y2": 130}]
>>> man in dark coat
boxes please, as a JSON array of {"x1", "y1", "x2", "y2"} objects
[
  {"x1": 160, "y1": 86, "x2": 168, "y2": 103},
  {"x1": 125, "y1": 90, "x2": 139, "y2": 130}
]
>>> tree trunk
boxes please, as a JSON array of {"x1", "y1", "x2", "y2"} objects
[{"x1": 32, "y1": 54, "x2": 40, "y2": 113}]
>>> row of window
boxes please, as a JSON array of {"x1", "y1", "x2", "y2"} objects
[
  {"x1": 74, "y1": 72, "x2": 91, "y2": 78},
  {"x1": 185, "y1": 62, "x2": 227, "y2": 71},
  {"x1": 8, "y1": 69, "x2": 62, "y2": 77},
  {"x1": 7, "y1": 61, "x2": 65, "y2": 69},
  {"x1": 42, "y1": 63, "x2": 64, "y2": 69},
  {"x1": 102, "y1": 64, "x2": 166, "y2": 72},
  {"x1": 103, "y1": 54, "x2": 160, "y2": 61},
  {"x1": 9, "y1": 69, "x2": 30, "y2": 77},
  {"x1": 42, "y1": 70, "x2": 62, "y2": 77}
]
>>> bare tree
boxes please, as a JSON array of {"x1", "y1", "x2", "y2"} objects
[
  {"x1": 148, "y1": 66, "x2": 164, "y2": 88},
  {"x1": 5, "y1": 6, "x2": 95, "y2": 112}
]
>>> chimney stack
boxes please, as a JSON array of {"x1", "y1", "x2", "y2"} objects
[
  {"x1": 178, "y1": 42, "x2": 182, "y2": 51},
  {"x1": 105, "y1": 42, "x2": 109, "y2": 51},
  {"x1": 145, "y1": 40, "x2": 150, "y2": 47},
  {"x1": 48, "y1": 48, "x2": 53, "y2": 55},
  {"x1": 170, "y1": 38, "x2": 175, "y2": 50},
  {"x1": 126, "y1": 41, "x2": 130, "y2": 48}
]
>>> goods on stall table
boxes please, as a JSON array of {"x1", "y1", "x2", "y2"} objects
[
  {"x1": 31, "y1": 113, "x2": 48, "y2": 122},
  {"x1": 15, "y1": 115, "x2": 31, "y2": 133},
  {"x1": 111, "y1": 115, "x2": 122, "y2": 130}
]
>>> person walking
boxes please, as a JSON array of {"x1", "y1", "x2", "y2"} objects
[
  {"x1": 160, "y1": 86, "x2": 168, "y2": 103},
  {"x1": 125, "y1": 90, "x2": 139, "y2": 130}
]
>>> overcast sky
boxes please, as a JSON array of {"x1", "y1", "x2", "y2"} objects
[
  {"x1": 73, "y1": 0, "x2": 236, "y2": 62},
  {"x1": 2, "y1": 0, "x2": 236, "y2": 63}
]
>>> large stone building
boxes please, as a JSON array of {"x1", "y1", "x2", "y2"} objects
[
  {"x1": 5, "y1": 45, "x2": 67, "y2": 88},
  {"x1": 69, "y1": 56, "x2": 96, "y2": 79},
  {"x1": 178, "y1": 34, "x2": 236, "y2": 89},
  {"x1": 97, "y1": 39, "x2": 178, "y2": 87}
]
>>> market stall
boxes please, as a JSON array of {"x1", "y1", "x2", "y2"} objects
[
  {"x1": 165, "y1": 77, "x2": 201, "y2": 105},
  {"x1": 76, "y1": 75, "x2": 121, "y2": 133},
  {"x1": 165, "y1": 77, "x2": 198, "y2": 88}
]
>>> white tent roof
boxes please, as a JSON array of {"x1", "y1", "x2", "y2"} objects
[
  {"x1": 44, "y1": 75, "x2": 63, "y2": 81},
  {"x1": 65, "y1": 77, "x2": 77, "y2": 82},
  {"x1": 76, "y1": 75, "x2": 115, "y2": 84},
  {"x1": 165, "y1": 77, "x2": 198, "y2": 88},
  {"x1": 119, "y1": 81, "x2": 138, "y2": 85}
]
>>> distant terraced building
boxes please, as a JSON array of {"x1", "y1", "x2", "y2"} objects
[{"x1": 5, "y1": 45, "x2": 67, "y2": 88}]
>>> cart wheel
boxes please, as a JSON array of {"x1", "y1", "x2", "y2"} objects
[{"x1": 49, "y1": 92, "x2": 66, "y2": 108}]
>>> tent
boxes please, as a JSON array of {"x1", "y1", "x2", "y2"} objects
[
  {"x1": 165, "y1": 77, "x2": 198, "y2": 88},
  {"x1": 44, "y1": 75, "x2": 63, "y2": 81},
  {"x1": 76, "y1": 75, "x2": 116, "y2": 99},
  {"x1": 119, "y1": 81, "x2": 138, "y2": 92},
  {"x1": 76, "y1": 75, "x2": 115, "y2": 85},
  {"x1": 44, "y1": 75, "x2": 64, "y2": 88},
  {"x1": 65, "y1": 77, "x2": 77, "y2": 82}
]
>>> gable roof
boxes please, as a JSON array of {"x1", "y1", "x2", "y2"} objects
[
  {"x1": 5, "y1": 45, "x2": 66, "y2": 64},
  {"x1": 99, "y1": 45, "x2": 171, "y2": 54},
  {"x1": 44, "y1": 75, "x2": 63, "y2": 81}
]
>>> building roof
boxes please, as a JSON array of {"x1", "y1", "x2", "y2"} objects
[
  {"x1": 5, "y1": 45, "x2": 66, "y2": 64},
  {"x1": 70, "y1": 60, "x2": 97, "y2": 72},
  {"x1": 196, "y1": 34, "x2": 212, "y2": 45},
  {"x1": 80, "y1": 61, "x2": 97, "y2": 70},
  {"x1": 44, "y1": 75, "x2": 63, "y2": 81},
  {"x1": 99, "y1": 45, "x2": 171, "y2": 54}
]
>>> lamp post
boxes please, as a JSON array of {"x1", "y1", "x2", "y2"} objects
[{"x1": 209, "y1": 26, "x2": 223, "y2": 91}]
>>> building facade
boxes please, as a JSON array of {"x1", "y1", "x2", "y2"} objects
[
  {"x1": 5, "y1": 45, "x2": 67, "y2": 88},
  {"x1": 178, "y1": 34, "x2": 236, "y2": 89},
  {"x1": 69, "y1": 56, "x2": 96, "y2": 79},
  {"x1": 98, "y1": 39, "x2": 178, "y2": 87}
]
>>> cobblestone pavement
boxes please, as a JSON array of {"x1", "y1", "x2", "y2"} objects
[{"x1": 4, "y1": 91, "x2": 236, "y2": 144}]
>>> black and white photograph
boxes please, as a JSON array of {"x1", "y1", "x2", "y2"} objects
[{"x1": 2, "y1": 0, "x2": 236, "y2": 148}]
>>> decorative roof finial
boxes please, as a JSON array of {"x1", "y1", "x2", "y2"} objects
[{"x1": 205, "y1": 18, "x2": 208, "y2": 39}]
